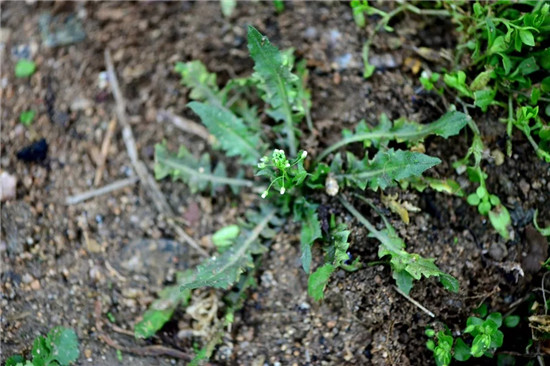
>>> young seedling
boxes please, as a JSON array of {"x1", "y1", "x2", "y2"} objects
[
  {"x1": 15, "y1": 59, "x2": 36, "y2": 78},
  {"x1": 19, "y1": 110, "x2": 36, "y2": 126},
  {"x1": 6, "y1": 327, "x2": 80, "y2": 366},
  {"x1": 426, "y1": 307, "x2": 520, "y2": 365}
]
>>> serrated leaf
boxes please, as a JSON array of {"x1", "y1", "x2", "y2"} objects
[
  {"x1": 154, "y1": 143, "x2": 253, "y2": 194},
  {"x1": 336, "y1": 149, "x2": 441, "y2": 191},
  {"x1": 188, "y1": 101, "x2": 261, "y2": 164},
  {"x1": 317, "y1": 111, "x2": 469, "y2": 161},
  {"x1": 45, "y1": 327, "x2": 80, "y2": 365},
  {"x1": 308, "y1": 263, "x2": 335, "y2": 301},
  {"x1": 175, "y1": 61, "x2": 222, "y2": 106},
  {"x1": 180, "y1": 209, "x2": 275, "y2": 290},
  {"x1": 394, "y1": 270, "x2": 414, "y2": 294},
  {"x1": 247, "y1": 26, "x2": 299, "y2": 155},
  {"x1": 32, "y1": 335, "x2": 49, "y2": 366},
  {"x1": 294, "y1": 199, "x2": 322, "y2": 273},
  {"x1": 340, "y1": 196, "x2": 458, "y2": 295},
  {"x1": 135, "y1": 271, "x2": 193, "y2": 339}
]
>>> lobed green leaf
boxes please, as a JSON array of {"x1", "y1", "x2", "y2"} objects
[
  {"x1": 154, "y1": 143, "x2": 253, "y2": 194},
  {"x1": 135, "y1": 271, "x2": 193, "y2": 339},
  {"x1": 179, "y1": 208, "x2": 275, "y2": 290},
  {"x1": 247, "y1": 26, "x2": 300, "y2": 155},
  {"x1": 335, "y1": 149, "x2": 441, "y2": 191},
  {"x1": 188, "y1": 101, "x2": 262, "y2": 164}
]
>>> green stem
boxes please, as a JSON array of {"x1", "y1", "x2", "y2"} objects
[
  {"x1": 404, "y1": 4, "x2": 451, "y2": 17},
  {"x1": 507, "y1": 95, "x2": 513, "y2": 157},
  {"x1": 277, "y1": 77, "x2": 297, "y2": 156},
  {"x1": 317, "y1": 124, "x2": 444, "y2": 162},
  {"x1": 338, "y1": 196, "x2": 384, "y2": 242}
]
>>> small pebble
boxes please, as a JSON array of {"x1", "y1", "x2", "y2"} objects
[
  {"x1": 30, "y1": 279, "x2": 40, "y2": 290},
  {"x1": 0, "y1": 171, "x2": 16, "y2": 201}
]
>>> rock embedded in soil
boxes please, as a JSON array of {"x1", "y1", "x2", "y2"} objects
[{"x1": 0, "y1": 171, "x2": 17, "y2": 201}]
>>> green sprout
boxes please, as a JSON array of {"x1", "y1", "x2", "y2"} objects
[
  {"x1": 15, "y1": 59, "x2": 36, "y2": 78},
  {"x1": 19, "y1": 110, "x2": 36, "y2": 126}
]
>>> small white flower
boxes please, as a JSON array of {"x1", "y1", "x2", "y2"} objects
[
  {"x1": 280, "y1": 187, "x2": 285, "y2": 195},
  {"x1": 285, "y1": 163, "x2": 290, "y2": 168},
  {"x1": 261, "y1": 191, "x2": 268, "y2": 199},
  {"x1": 301, "y1": 150, "x2": 308, "y2": 159}
]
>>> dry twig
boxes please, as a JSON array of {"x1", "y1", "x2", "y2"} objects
[
  {"x1": 104, "y1": 50, "x2": 208, "y2": 257},
  {"x1": 104, "y1": 49, "x2": 173, "y2": 215},
  {"x1": 65, "y1": 177, "x2": 139, "y2": 205},
  {"x1": 94, "y1": 118, "x2": 117, "y2": 186},
  {"x1": 393, "y1": 286, "x2": 435, "y2": 318},
  {"x1": 94, "y1": 300, "x2": 191, "y2": 360},
  {"x1": 157, "y1": 109, "x2": 213, "y2": 143}
]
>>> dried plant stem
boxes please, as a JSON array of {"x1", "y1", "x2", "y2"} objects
[
  {"x1": 104, "y1": 49, "x2": 173, "y2": 215},
  {"x1": 393, "y1": 286, "x2": 435, "y2": 318},
  {"x1": 157, "y1": 109, "x2": 213, "y2": 142},
  {"x1": 94, "y1": 118, "x2": 117, "y2": 186},
  {"x1": 66, "y1": 177, "x2": 138, "y2": 205}
]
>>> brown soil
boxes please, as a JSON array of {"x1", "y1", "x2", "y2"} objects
[{"x1": 1, "y1": 2, "x2": 549, "y2": 365}]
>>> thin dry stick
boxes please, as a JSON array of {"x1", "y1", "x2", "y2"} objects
[
  {"x1": 393, "y1": 286, "x2": 435, "y2": 318},
  {"x1": 166, "y1": 217, "x2": 209, "y2": 258},
  {"x1": 105, "y1": 49, "x2": 208, "y2": 258},
  {"x1": 157, "y1": 109, "x2": 212, "y2": 142},
  {"x1": 94, "y1": 118, "x2": 117, "y2": 186},
  {"x1": 104, "y1": 49, "x2": 173, "y2": 215},
  {"x1": 66, "y1": 177, "x2": 139, "y2": 205},
  {"x1": 543, "y1": 271, "x2": 549, "y2": 315},
  {"x1": 94, "y1": 300, "x2": 191, "y2": 360}
]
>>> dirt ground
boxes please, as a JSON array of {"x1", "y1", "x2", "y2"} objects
[{"x1": 1, "y1": 2, "x2": 549, "y2": 365}]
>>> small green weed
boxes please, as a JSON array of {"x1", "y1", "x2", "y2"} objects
[
  {"x1": 15, "y1": 59, "x2": 36, "y2": 78},
  {"x1": 349, "y1": 1, "x2": 550, "y2": 238},
  {"x1": 142, "y1": 25, "x2": 471, "y2": 361},
  {"x1": 426, "y1": 309, "x2": 520, "y2": 366},
  {"x1": 6, "y1": 326, "x2": 80, "y2": 366},
  {"x1": 19, "y1": 110, "x2": 36, "y2": 126}
]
